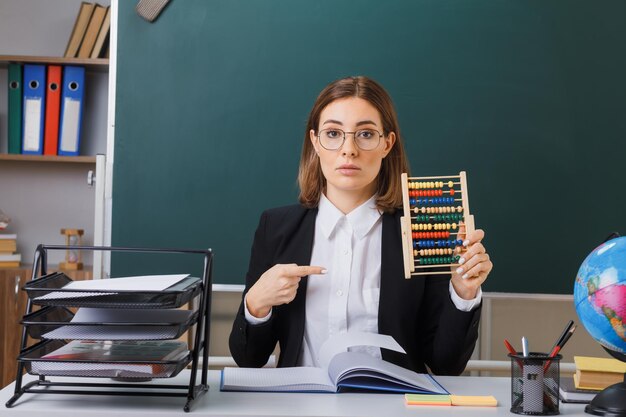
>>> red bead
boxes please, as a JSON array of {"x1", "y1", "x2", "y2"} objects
[{"x1": 449, "y1": 189, "x2": 455, "y2": 196}]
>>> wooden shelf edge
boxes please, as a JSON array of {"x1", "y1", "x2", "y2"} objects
[
  {"x1": 0, "y1": 55, "x2": 108, "y2": 71},
  {"x1": 0, "y1": 154, "x2": 97, "y2": 164}
]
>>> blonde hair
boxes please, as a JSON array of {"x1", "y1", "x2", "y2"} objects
[{"x1": 298, "y1": 76, "x2": 410, "y2": 213}]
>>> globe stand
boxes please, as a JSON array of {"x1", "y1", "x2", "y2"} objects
[
  {"x1": 585, "y1": 350, "x2": 626, "y2": 417},
  {"x1": 585, "y1": 375, "x2": 626, "y2": 417}
]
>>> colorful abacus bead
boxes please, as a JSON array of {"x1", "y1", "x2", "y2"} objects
[{"x1": 416, "y1": 255, "x2": 461, "y2": 265}]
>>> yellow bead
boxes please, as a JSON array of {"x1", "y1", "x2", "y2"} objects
[
  {"x1": 452, "y1": 223, "x2": 457, "y2": 229},
  {"x1": 448, "y1": 181, "x2": 454, "y2": 188}
]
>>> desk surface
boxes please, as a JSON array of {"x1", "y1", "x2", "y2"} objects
[{"x1": 0, "y1": 370, "x2": 588, "y2": 416}]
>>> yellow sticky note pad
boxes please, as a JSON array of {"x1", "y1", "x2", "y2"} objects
[
  {"x1": 405, "y1": 394, "x2": 497, "y2": 407},
  {"x1": 450, "y1": 395, "x2": 498, "y2": 407},
  {"x1": 405, "y1": 394, "x2": 452, "y2": 406}
]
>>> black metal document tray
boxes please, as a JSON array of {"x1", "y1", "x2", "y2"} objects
[
  {"x1": 21, "y1": 306, "x2": 199, "y2": 340},
  {"x1": 23, "y1": 272, "x2": 203, "y2": 309},
  {"x1": 19, "y1": 339, "x2": 190, "y2": 379}
]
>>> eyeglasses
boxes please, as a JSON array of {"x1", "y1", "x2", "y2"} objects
[{"x1": 317, "y1": 128, "x2": 383, "y2": 151}]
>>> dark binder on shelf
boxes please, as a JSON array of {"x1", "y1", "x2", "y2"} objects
[
  {"x1": 43, "y1": 65, "x2": 63, "y2": 156},
  {"x1": 8, "y1": 63, "x2": 23, "y2": 154},
  {"x1": 58, "y1": 66, "x2": 85, "y2": 156},
  {"x1": 21, "y1": 64, "x2": 46, "y2": 155}
]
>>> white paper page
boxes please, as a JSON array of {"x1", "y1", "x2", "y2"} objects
[
  {"x1": 318, "y1": 332, "x2": 406, "y2": 370},
  {"x1": 327, "y1": 351, "x2": 446, "y2": 394},
  {"x1": 221, "y1": 366, "x2": 334, "y2": 392},
  {"x1": 62, "y1": 274, "x2": 190, "y2": 291},
  {"x1": 34, "y1": 274, "x2": 190, "y2": 301}
]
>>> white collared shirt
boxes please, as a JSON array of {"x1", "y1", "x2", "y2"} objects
[{"x1": 244, "y1": 194, "x2": 482, "y2": 367}]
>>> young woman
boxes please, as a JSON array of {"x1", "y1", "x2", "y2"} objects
[{"x1": 229, "y1": 76, "x2": 492, "y2": 375}]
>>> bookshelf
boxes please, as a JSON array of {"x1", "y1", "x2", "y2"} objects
[
  {"x1": 0, "y1": 2, "x2": 111, "y2": 261},
  {"x1": 0, "y1": 154, "x2": 97, "y2": 164},
  {"x1": 0, "y1": 54, "x2": 107, "y2": 267},
  {"x1": 0, "y1": 55, "x2": 108, "y2": 72}
]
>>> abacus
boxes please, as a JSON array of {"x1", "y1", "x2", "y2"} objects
[{"x1": 400, "y1": 172, "x2": 474, "y2": 279}]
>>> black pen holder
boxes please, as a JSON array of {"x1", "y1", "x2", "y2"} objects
[{"x1": 509, "y1": 352, "x2": 562, "y2": 415}]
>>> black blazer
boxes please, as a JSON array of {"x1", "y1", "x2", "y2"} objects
[{"x1": 229, "y1": 204, "x2": 481, "y2": 375}]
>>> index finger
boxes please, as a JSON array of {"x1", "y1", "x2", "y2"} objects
[{"x1": 285, "y1": 265, "x2": 327, "y2": 277}]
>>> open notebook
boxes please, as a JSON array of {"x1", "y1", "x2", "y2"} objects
[{"x1": 221, "y1": 332, "x2": 448, "y2": 394}]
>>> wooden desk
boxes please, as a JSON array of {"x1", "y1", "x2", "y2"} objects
[{"x1": 0, "y1": 370, "x2": 589, "y2": 416}]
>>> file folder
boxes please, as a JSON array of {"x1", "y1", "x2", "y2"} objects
[
  {"x1": 8, "y1": 63, "x2": 23, "y2": 154},
  {"x1": 58, "y1": 66, "x2": 85, "y2": 156},
  {"x1": 22, "y1": 64, "x2": 46, "y2": 155},
  {"x1": 43, "y1": 66, "x2": 63, "y2": 156}
]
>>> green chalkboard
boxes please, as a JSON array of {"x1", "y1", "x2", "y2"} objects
[{"x1": 112, "y1": 0, "x2": 626, "y2": 293}]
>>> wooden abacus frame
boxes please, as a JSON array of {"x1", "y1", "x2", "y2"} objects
[{"x1": 400, "y1": 172, "x2": 474, "y2": 279}]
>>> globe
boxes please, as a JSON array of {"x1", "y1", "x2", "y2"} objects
[
  {"x1": 574, "y1": 237, "x2": 626, "y2": 356},
  {"x1": 574, "y1": 235, "x2": 626, "y2": 416}
]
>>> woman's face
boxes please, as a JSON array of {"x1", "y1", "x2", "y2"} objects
[{"x1": 310, "y1": 97, "x2": 396, "y2": 202}]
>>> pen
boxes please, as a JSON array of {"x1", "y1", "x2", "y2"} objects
[
  {"x1": 504, "y1": 339, "x2": 524, "y2": 368},
  {"x1": 522, "y1": 336, "x2": 529, "y2": 357},
  {"x1": 542, "y1": 345, "x2": 561, "y2": 372},
  {"x1": 558, "y1": 324, "x2": 577, "y2": 350},
  {"x1": 551, "y1": 320, "x2": 574, "y2": 352},
  {"x1": 543, "y1": 324, "x2": 577, "y2": 372}
]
